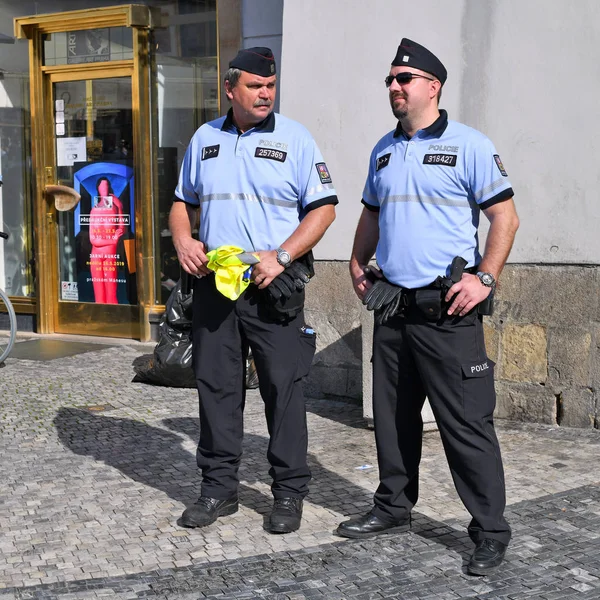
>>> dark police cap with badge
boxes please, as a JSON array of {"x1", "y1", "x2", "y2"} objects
[
  {"x1": 229, "y1": 46, "x2": 276, "y2": 77},
  {"x1": 392, "y1": 38, "x2": 447, "y2": 85}
]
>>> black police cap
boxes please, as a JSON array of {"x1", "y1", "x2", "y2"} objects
[
  {"x1": 229, "y1": 47, "x2": 276, "y2": 77},
  {"x1": 392, "y1": 38, "x2": 447, "y2": 84}
]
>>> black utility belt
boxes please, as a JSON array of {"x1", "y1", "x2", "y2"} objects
[{"x1": 386, "y1": 284, "x2": 493, "y2": 320}]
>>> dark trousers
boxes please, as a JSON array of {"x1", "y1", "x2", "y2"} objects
[
  {"x1": 191, "y1": 275, "x2": 316, "y2": 500},
  {"x1": 372, "y1": 304, "x2": 511, "y2": 545}
]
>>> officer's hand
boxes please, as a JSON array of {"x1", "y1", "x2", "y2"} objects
[
  {"x1": 445, "y1": 273, "x2": 491, "y2": 316},
  {"x1": 350, "y1": 262, "x2": 382, "y2": 300},
  {"x1": 174, "y1": 236, "x2": 211, "y2": 277},
  {"x1": 252, "y1": 250, "x2": 285, "y2": 289}
]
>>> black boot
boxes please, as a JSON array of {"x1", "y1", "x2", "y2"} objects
[
  {"x1": 467, "y1": 539, "x2": 508, "y2": 575},
  {"x1": 180, "y1": 496, "x2": 238, "y2": 528},
  {"x1": 336, "y1": 510, "x2": 411, "y2": 539},
  {"x1": 267, "y1": 497, "x2": 303, "y2": 533}
]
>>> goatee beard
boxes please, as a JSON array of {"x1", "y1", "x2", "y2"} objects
[{"x1": 392, "y1": 107, "x2": 408, "y2": 120}]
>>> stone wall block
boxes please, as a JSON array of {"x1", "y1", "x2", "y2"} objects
[
  {"x1": 306, "y1": 262, "x2": 361, "y2": 322},
  {"x1": 492, "y1": 266, "x2": 600, "y2": 326},
  {"x1": 547, "y1": 328, "x2": 592, "y2": 390},
  {"x1": 500, "y1": 324, "x2": 547, "y2": 383},
  {"x1": 305, "y1": 365, "x2": 349, "y2": 399},
  {"x1": 495, "y1": 382, "x2": 556, "y2": 424},
  {"x1": 346, "y1": 369, "x2": 362, "y2": 402},
  {"x1": 483, "y1": 322, "x2": 500, "y2": 366},
  {"x1": 305, "y1": 311, "x2": 362, "y2": 369},
  {"x1": 591, "y1": 324, "x2": 600, "y2": 397},
  {"x1": 559, "y1": 388, "x2": 595, "y2": 428}
]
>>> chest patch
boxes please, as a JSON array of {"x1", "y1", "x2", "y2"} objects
[
  {"x1": 494, "y1": 154, "x2": 508, "y2": 176},
  {"x1": 201, "y1": 144, "x2": 220, "y2": 160},
  {"x1": 255, "y1": 147, "x2": 287, "y2": 163},
  {"x1": 315, "y1": 162, "x2": 332, "y2": 184},
  {"x1": 376, "y1": 153, "x2": 391, "y2": 171},
  {"x1": 423, "y1": 153, "x2": 457, "y2": 167}
]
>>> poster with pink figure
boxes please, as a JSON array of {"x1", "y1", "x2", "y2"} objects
[
  {"x1": 88, "y1": 177, "x2": 127, "y2": 303},
  {"x1": 73, "y1": 163, "x2": 136, "y2": 305}
]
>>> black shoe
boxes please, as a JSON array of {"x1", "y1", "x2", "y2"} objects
[
  {"x1": 336, "y1": 510, "x2": 411, "y2": 539},
  {"x1": 180, "y1": 496, "x2": 238, "y2": 528},
  {"x1": 267, "y1": 497, "x2": 303, "y2": 533},
  {"x1": 467, "y1": 538, "x2": 508, "y2": 575}
]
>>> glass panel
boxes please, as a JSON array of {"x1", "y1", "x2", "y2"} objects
[
  {"x1": 44, "y1": 27, "x2": 133, "y2": 66},
  {"x1": 0, "y1": 71, "x2": 33, "y2": 298},
  {"x1": 153, "y1": 0, "x2": 218, "y2": 303},
  {"x1": 54, "y1": 77, "x2": 136, "y2": 306}
]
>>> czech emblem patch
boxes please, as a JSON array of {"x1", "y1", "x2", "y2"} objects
[
  {"x1": 315, "y1": 162, "x2": 332, "y2": 184},
  {"x1": 493, "y1": 154, "x2": 508, "y2": 177}
]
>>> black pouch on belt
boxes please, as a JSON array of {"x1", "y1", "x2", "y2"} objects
[
  {"x1": 260, "y1": 251, "x2": 314, "y2": 323},
  {"x1": 261, "y1": 288, "x2": 305, "y2": 323},
  {"x1": 414, "y1": 288, "x2": 443, "y2": 320}
]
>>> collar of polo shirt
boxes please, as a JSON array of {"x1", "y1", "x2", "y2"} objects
[
  {"x1": 221, "y1": 108, "x2": 276, "y2": 134},
  {"x1": 394, "y1": 109, "x2": 449, "y2": 139}
]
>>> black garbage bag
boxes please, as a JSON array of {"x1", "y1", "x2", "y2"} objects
[
  {"x1": 246, "y1": 350, "x2": 259, "y2": 389},
  {"x1": 132, "y1": 276, "x2": 259, "y2": 389},
  {"x1": 132, "y1": 277, "x2": 195, "y2": 387}
]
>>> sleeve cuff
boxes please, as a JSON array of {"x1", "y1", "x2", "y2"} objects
[
  {"x1": 172, "y1": 195, "x2": 199, "y2": 207},
  {"x1": 362, "y1": 199, "x2": 380, "y2": 212},
  {"x1": 479, "y1": 188, "x2": 514, "y2": 210},
  {"x1": 304, "y1": 195, "x2": 339, "y2": 212}
]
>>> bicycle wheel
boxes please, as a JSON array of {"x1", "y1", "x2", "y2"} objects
[{"x1": 0, "y1": 288, "x2": 17, "y2": 364}]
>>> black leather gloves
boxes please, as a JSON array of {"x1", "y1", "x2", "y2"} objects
[
  {"x1": 363, "y1": 279, "x2": 403, "y2": 325},
  {"x1": 266, "y1": 260, "x2": 312, "y2": 303}
]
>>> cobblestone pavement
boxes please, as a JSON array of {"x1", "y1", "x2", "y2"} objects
[{"x1": 1, "y1": 337, "x2": 599, "y2": 599}]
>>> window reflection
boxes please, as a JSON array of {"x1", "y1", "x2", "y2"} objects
[
  {"x1": 0, "y1": 72, "x2": 32, "y2": 297},
  {"x1": 43, "y1": 27, "x2": 134, "y2": 66},
  {"x1": 153, "y1": 0, "x2": 218, "y2": 304}
]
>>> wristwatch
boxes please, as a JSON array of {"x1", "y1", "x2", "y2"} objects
[
  {"x1": 476, "y1": 271, "x2": 496, "y2": 289},
  {"x1": 276, "y1": 247, "x2": 292, "y2": 268}
]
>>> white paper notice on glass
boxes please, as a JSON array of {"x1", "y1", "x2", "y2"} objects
[
  {"x1": 55, "y1": 99, "x2": 65, "y2": 112},
  {"x1": 56, "y1": 137, "x2": 87, "y2": 166},
  {"x1": 55, "y1": 111, "x2": 65, "y2": 124},
  {"x1": 55, "y1": 123, "x2": 65, "y2": 136}
]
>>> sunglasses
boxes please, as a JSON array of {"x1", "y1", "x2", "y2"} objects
[{"x1": 385, "y1": 72, "x2": 435, "y2": 87}]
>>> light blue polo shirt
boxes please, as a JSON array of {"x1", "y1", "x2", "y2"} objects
[
  {"x1": 175, "y1": 110, "x2": 338, "y2": 252},
  {"x1": 362, "y1": 110, "x2": 514, "y2": 288}
]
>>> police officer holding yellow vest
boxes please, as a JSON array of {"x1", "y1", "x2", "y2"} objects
[
  {"x1": 337, "y1": 39, "x2": 519, "y2": 575},
  {"x1": 169, "y1": 47, "x2": 338, "y2": 533}
]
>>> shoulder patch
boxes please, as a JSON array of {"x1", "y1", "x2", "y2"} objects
[
  {"x1": 201, "y1": 144, "x2": 220, "y2": 160},
  {"x1": 315, "y1": 162, "x2": 332, "y2": 184},
  {"x1": 376, "y1": 153, "x2": 391, "y2": 171},
  {"x1": 493, "y1": 154, "x2": 508, "y2": 177}
]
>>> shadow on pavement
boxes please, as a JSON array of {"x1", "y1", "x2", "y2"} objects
[
  {"x1": 163, "y1": 416, "x2": 377, "y2": 519},
  {"x1": 52, "y1": 408, "x2": 374, "y2": 518},
  {"x1": 304, "y1": 397, "x2": 367, "y2": 430},
  {"x1": 53, "y1": 407, "x2": 470, "y2": 556}
]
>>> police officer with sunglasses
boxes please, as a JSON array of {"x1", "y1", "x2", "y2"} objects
[{"x1": 337, "y1": 38, "x2": 520, "y2": 575}]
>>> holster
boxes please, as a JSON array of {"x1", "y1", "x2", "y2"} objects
[{"x1": 478, "y1": 291, "x2": 494, "y2": 316}]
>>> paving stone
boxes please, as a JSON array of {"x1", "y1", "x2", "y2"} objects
[{"x1": 1, "y1": 341, "x2": 600, "y2": 598}]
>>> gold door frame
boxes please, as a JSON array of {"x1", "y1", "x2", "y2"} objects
[{"x1": 15, "y1": 4, "x2": 160, "y2": 340}]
